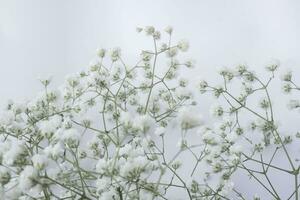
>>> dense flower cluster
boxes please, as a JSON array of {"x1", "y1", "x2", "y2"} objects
[{"x1": 0, "y1": 27, "x2": 299, "y2": 200}]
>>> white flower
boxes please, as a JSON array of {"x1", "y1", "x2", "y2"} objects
[
  {"x1": 178, "y1": 107, "x2": 203, "y2": 130},
  {"x1": 62, "y1": 128, "x2": 81, "y2": 148},
  {"x1": 43, "y1": 142, "x2": 65, "y2": 159},
  {"x1": 66, "y1": 74, "x2": 80, "y2": 88},
  {"x1": 164, "y1": 26, "x2": 173, "y2": 34},
  {"x1": 120, "y1": 111, "x2": 133, "y2": 126},
  {"x1": 136, "y1": 27, "x2": 143, "y2": 33},
  {"x1": 96, "y1": 159, "x2": 108, "y2": 174},
  {"x1": 177, "y1": 40, "x2": 189, "y2": 52},
  {"x1": 210, "y1": 104, "x2": 224, "y2": 117},
  {"x1": 166, "y1": 47, "x2": 178, "y2": 57},
  {"x1": 19, "y1": 166, "x2": 38, "y2": 192},
  {"x1": 0, "y1": 166, "x2": 10, "y2": 185},
  {"x1": 133, "y1": 115, "x2": 154, "y2": 134},
  {"x1": 281, "y1": 70, "x2": 292, "y2": 82},
  {"x1": 265, "y1": 59, "x2": 280, "y2": 72},
  {"x1": 119, "y1": 144, "x2": 132, "y2": 156},
  {"x1": 39, "y1": 115, "x2": 62, "y2": 138},
  {"x1": 0, "y1": 110, "x2": 15, "y2": 126},
  {"x1": 110, "y1": 48, "x2": 121, "y2": 62},
  {"x1": 0, "y1": 141, "x2": 10, "y2": 162},
  {"x1": 38, "y1": 75, "x2": 52, "y2": 87},
  {"x1": 202, "y1": 130, "x2": 217, "y2": 144},
  {"x1": 96, "y1": 48, "x2": 106, "y2": 58},
  {"x1": 229, "y1": 144, "x2": 243, "y2": 154},
  {"x1": 219, "y1": 180, "x2": 234, "y2": 196},
  {"x1": 144, "y1": 26, "x2": 155, "y2": 35},
  {"x1": 120, "y1": 156, "x2": 149, "y2": 178},
  {"x1": 185, "y1": 59, "x2": 195, "y2": 68},
  {"x1": 226, "y1": 132, "x2": 238, "y2": 142},
  {"x1": 31, "y1": 154, "x2": 48, "y2": 170},
  {"x1": 153, "y1": 31, "x2": 161, "y2": 40},
  {"x1": 176, "y1": 87, "x2": 192, "y2": 99},
  {"x1": 3, "y1": 140, "x2": 27, "y2": 166}
]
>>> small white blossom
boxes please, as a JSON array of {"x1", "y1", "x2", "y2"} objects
[
  {"x1": 62, "y1": 128, "x2": 81, "y2": 148},
  {"x1": 281, "y1": 70, "x2": 292, "y2": 82},
  {"x1": 177, "y1": 40, "x2": 189, "y2": 52},
  {"x1": 97, "y1": 48, "x2": 106, "y2": 58},
  {"x1": 96, "y1": 159, "x2": 108, "y2": 174},
  {"x1": 18, "y1": 166, "x2": 38, "y2": 192},
  {"x1": 3, "y1": 141, "x2": 27, "y2": 166},
  {"x1": 0, "y1": 166, "x2": 10, "y2": 185},
  {"x1": 265, "y1": 59, "x2": 280, "y2": 72},
  {"x1": 210, "y1": 104, "x2": 224, "y2": 117},
  {"x1": 44, "y1": 142, "x2": 65, "y2": 159},
  {"x1": 31, "y1": 154, "x2": 48, "y2": 170},
  {"x1": 144, "y1": 26, "x2": 155, "y2": 35},
  {"x1": 178, "y1": 108, "x2": 203, "y2": 129},
  {"x1": 39, "y1": 115, "x2": 62, "y2": 138},
  {"x1": 164, "y1": 26, "x2": 173, "y2": 34},
  {"x1": 110, "y1": 48, "x2": 121, "y2": 62}
]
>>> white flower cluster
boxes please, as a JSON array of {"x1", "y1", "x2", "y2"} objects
[{"x1": 0, "y1": 26, "x2": 299, "y2": 200}]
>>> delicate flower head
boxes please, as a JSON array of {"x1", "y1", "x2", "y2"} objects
[
  {"x1": 97, "y1": 48, "x2": 106, "y2": 58},
  {"x1": 144, "y1": 26, "x2": 155, "y2": 35},
  {"x1": 177, "y1": 40, "x2": 189, "y2": 52},
  {"x1": 18, "y1": 166, "x2": 38, "y2": 192},
  {"x1": 164, "y1": 26, "x2": 173, "y2": 34},
  {"x1": 110, "y1": 48, "x2": 121, "y2": 62},
  {"x1": 31, "y1": 154, "x2": 48, "y2": 170}
]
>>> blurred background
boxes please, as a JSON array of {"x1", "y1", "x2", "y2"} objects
[
  {"x1": 1, "y1": 0, "x2": 300, "y2": 103},
  {"x1": 1, "y1": 0, "x2": 300, "y2": 199}
]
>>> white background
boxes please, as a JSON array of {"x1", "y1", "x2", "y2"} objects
[{"x1": 1, "y1": 0, "x2": 300, "y2": 199}]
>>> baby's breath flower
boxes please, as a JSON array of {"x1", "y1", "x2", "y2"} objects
[
  {"x1": 38, "y1": 75, "x2": 53, "y2": 87},
  {"x1": 281, "y1": 70, "x2": 292, "y2": 82},
  {"x1": 167, "y1": 47, "x2": 178, "y2": 57},
  {"x1": 136, "y1": 27, "x2": 143, "y2": 33},
  {"x1": 0, "y1": 166, "x2": 10, "y2": 185},
  {"x1": 259, "y1": 98, "x2": 270, "y2": 109},
  {"x1": 164, "y1": 26, "x2": 173, "y2": 34},
  {"x1": 178, "y1": 108, "x2": 203, "y2": 130},
  {"x1": 177, "y1": 40, "x2": 189, "y2": 52},
  {"x1": 31, "y1": 154, "x2": 48, "y2": 170},
  {"x1": 185, "y1": 59, "x2": 195, "y2": 68},
  {"x1": 265, "y1": 59, "x2": 280, "y2": 72},
  {"x1": 97, "y1": 48, "x2": 106, "y2": 58},
  {"x1": 199, "y1": 80, "x2": 208, "y2": 93},
  {"x1": 235, "y1": 64, "x2": 247, "y2": 75},
  {"x1": 110, "y1": 48, "x2": 121, "y2": 62},
  {"x1": 282, "y1": 83, "x2": 292, "y2": 93},
  {"x1": 153, "y1": 31, "x2": 161, "y2": 40},
  {"x1": 144, "y1": 26, "x2": 155, "y2": 35},
  {"x1": 210, "y1": 104, "x2": 224, "y2": 117},
  {"x1": 62, "y1": 128, "x2": 81, "y2": 148},
  {"x1": 171, "y1": 160, "x2": 182, "y2": 170},
  {"x1": 19, "y1": 166, "x2": 39, "y2": 192}
]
